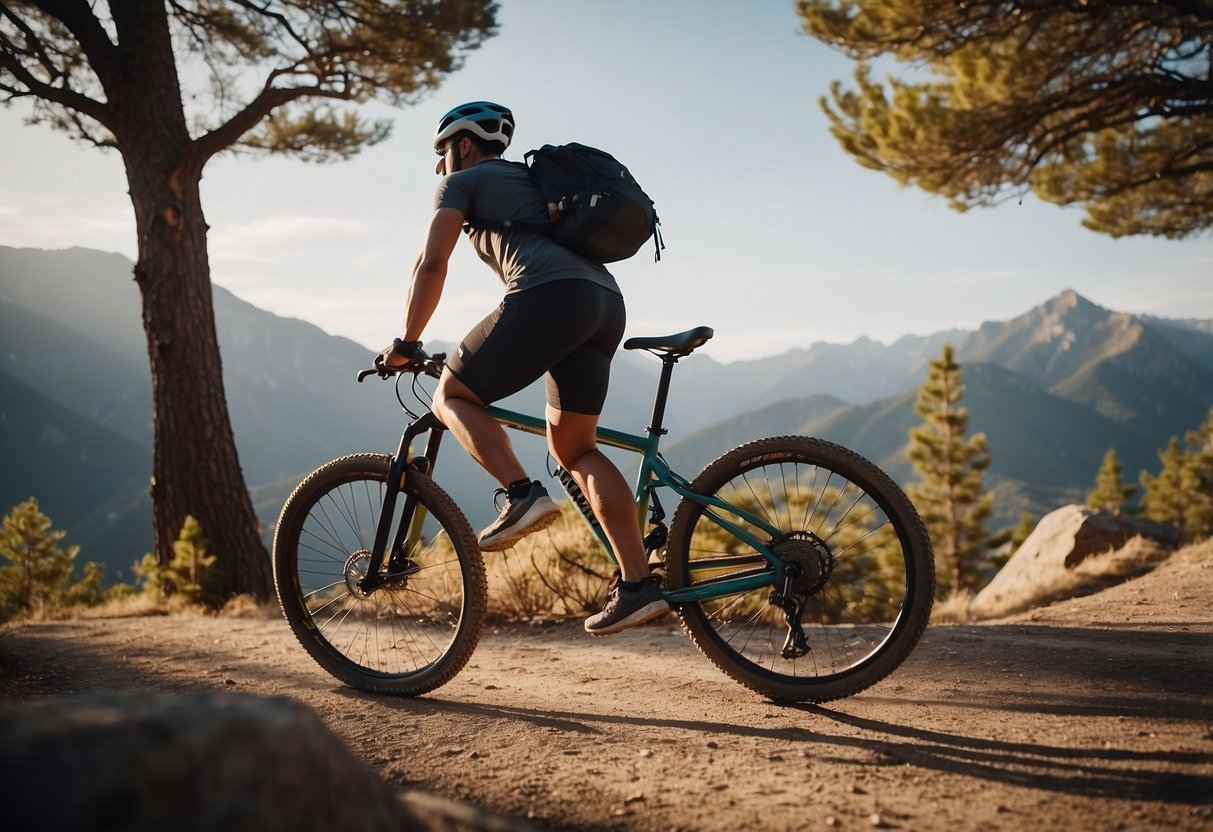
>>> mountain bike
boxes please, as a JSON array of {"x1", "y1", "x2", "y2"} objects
[{"x1": 271, "y1": 326, "x2": 935, "y2": 703}]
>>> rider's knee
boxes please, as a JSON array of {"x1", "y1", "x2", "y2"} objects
[{"x1": 547, "y1": 433, "x2": 595, "y2": 472}]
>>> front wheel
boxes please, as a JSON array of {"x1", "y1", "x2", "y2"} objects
[
  {"x1": 665, "y1": 436, "x2": 934, "y2": 702},
  {"x1": 272, "y1": 453, "x2": 486, "y2": 696}
]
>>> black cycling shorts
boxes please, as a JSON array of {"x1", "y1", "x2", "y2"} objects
[{"x1": 447, "y1": 279, "x2": 626, "y2": 415}]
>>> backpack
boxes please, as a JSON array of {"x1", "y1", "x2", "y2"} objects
[{"x1": 470, "y1": 143, "x2": 664, "y2": 264}]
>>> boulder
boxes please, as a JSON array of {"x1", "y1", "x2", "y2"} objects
[
  {"x1": 0, "y1": 690, "x2": 419, "y2": 832},
  {"x1": 971, "y1": 504, "x2": 1181, "y2": 619}
]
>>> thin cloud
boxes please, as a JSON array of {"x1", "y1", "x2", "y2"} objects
[
  {"x1": 0, "y1": 191, "x2": 134, "y2": 252},
  {"x1": 210, "y1": 214, "x2": 376, "y2": 264}
]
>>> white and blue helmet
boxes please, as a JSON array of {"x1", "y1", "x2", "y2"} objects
[{"x1": 433, "y1": 101, "x2": 515, "y2": 150}]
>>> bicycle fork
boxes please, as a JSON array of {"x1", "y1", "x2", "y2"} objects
[{"x1": 358, "y1": 413, "x2": 446, "y2": 595}]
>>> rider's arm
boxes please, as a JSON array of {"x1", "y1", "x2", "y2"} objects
[{"x1": 401, "y1": 206, "x2": 464, "y2": 343}]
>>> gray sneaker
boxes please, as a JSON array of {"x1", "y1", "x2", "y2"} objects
[
  {"x1": 477, "y1": 481, "x2": 560, "y2": 551},
  {"x1": 584, "y1": 576, "x2": 671, "y2": 635}
]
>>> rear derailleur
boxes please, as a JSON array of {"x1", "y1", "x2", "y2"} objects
[{"x1": 769, "y1": 564, "x2": 810, "y2": 660}]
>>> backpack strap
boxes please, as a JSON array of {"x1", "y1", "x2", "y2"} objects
[{"x1": 461, "y1": 159, "x2": 551, "y2": 235}]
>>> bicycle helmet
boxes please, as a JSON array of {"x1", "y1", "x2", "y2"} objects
[{"x1": 433, "y1": 101, "x2": 515, "y2": 151}]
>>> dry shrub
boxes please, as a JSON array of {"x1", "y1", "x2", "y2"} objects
[
  {"x1": 50, "y1": 592, "x2": 276, "y2": 621},
  {"x1": 68, "y1": 594, "x2": 170, "y2": 620},
  {"x1": 484, "y1": 505, "x2": 615, "y2": 622},
  {"x1": 1071, "y1": 534, "x2": 1172, "y2": 580},
  {"x1": 217, "y1": 593, "x2": 279, "y2": 619},
  {"x1": 930, "y1": 589, "x2": 976, "y2": 625}
]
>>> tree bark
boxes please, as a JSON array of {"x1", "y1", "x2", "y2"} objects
[
  {"x1": 124, "y1": 158, "x2": 272, "y2": 600},
  {"x1": 112, "y1": 3, "x2": 271, "y2": 601}
]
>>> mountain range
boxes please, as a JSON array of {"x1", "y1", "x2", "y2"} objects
[{"x1": 2, "y1": 245, "x2": 1210, "y2": 582}]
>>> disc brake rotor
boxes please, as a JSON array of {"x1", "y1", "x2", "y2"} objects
[{"x1": 344, "y1": 550, "x2": 373, "y2": 598}]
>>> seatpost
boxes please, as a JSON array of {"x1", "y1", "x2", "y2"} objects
[{"x1": 646, "y1": 356, "x2": 679, "y2": 437}]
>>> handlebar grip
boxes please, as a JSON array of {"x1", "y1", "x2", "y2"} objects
[{"x1": 357, "y1": 349, "x2": 444, "y2": 383}]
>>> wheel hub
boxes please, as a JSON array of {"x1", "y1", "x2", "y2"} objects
[{"x1": 345, "y1": 549, "x2": 417, "y2": 597}]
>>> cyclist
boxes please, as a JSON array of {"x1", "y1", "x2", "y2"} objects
[{"x1": 375, "y1": 101, "x2": 669, "y2": 635}]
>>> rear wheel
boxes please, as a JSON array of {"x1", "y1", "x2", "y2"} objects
[
  {"x1": 666, "y1": 436, "x2": 934, "y2": 702},
  {"x1": 272, "y1": 453, "x2": 486, "y2": 696}
]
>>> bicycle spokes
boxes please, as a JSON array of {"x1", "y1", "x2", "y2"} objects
[{"x1": 666, "y1": 437, "x2": 934, "y2": 701}]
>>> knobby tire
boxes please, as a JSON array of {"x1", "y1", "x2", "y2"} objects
[
  {"x1": 272, "y1": 453, "x2": 486, "y2": 696},
  {"x1": 665, "y1": 436, "x2": 934, "y2": 702}
]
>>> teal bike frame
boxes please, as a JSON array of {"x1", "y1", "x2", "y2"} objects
[
  {"x1": 479, "y1": 365, "x2": 785, "y2": 606},
  {"x1": 367, "y1": 333, "x2": 790, "y2": 607}
]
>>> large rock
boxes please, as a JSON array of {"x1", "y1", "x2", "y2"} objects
[
  {"x1": 971, "y1": 504, "x2": 1181, "y2": 619},
  {"x1": 0, "y1": 690, "x2": 420, "y2": 832}
]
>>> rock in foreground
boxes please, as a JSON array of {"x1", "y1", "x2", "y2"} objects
[{"x1": 0, "y1": 690, "x2": 418, "y2": 832}]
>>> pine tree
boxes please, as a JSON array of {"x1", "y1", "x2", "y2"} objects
[
  {"x1": 1181, "y1": 410, "x2": 1213, "y2": 541},
  {"x1": 134, "y1": 515, "x2": 221, "y2": 606},
  {"x1": 1086, "y1": 448, "x2": 1136, "y2": 515},
  {"x1": 165, "y1": 516, "x2": 221, "y2": 607},
  {"x1": 797, "y1": 1, "x2": 1213, "y2": 238},
  {"x1": 907, "y1": 345, "x2": 994, "y2": 596},
  {"x1": 1139, "y1": 437, "x2": 1188, "y2": 534},
  {"x1": 0, "y1": 497, "x2": 79, "y2": 618}
]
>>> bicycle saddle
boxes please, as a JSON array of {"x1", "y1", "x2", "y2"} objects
[{"x1": 624, "y1": 325, "x2": 715, "y2": 355}]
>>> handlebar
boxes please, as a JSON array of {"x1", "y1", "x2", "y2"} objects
[{"x1": 357, "y1": 349, "x2": 447, "y2": 383}]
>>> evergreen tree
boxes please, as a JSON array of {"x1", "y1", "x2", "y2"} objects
[
  {"x1": 907, "y1": 345, "x2": 993, "y2": 596},
  {"x1": 0, "y1": 2, "x2": 498, "y2": 601},
  {"x1": 165, "y1": 516, "x2": 221, "y2": 607},
  {"x1": 1086, "y1": 448, "x2": 1136, "y2": 515},
  {"x1": 133, "y1": 515, "x2": 221, "y2": 606},
  {"x1": 797, "y1": 1, "x2": 1213, "y2": 238},
  {"x1": 0, "y1": 498, "x2": 80, "y2": 617},
  {"x1": 132, "y1": 553, "x2": 167, "y2": 602},
  {"x1": 1139, "y1": 437, "x2": 1188, "y2": 533},
  {"x1": 1182, "y1": 409, "x2": 1213, "y2": 541}
]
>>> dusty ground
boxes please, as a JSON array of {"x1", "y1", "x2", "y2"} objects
[{"x1": 3, "y1": 544, "x2": 1211, "y2": 832}]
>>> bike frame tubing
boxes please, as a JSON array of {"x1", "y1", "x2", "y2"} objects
[{"x1": 483, "y1": 404, "x2": 783, "y2": 605}]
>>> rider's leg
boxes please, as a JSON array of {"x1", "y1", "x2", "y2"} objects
[
  {"x1": 432, "y1": 370, "x2": 526, "y2": 487},
  {"x1": 546, "y1": 406, "x2": 648, "y2": 582}
]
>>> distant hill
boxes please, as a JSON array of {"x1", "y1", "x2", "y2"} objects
[
  {"x1": 665, "y1": 361, "x2": 1165, "y2": 526},
  {"x1": 2, "y1": 246, "x2": 1210, "y2": 580},
  {"x1": 0, "y1": 370, "x2": 151, "y2": 580}
]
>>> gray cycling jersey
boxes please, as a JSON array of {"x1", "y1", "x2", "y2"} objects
[{"x1": 434, "y1": 160, "x2": 620, "y2": 295}]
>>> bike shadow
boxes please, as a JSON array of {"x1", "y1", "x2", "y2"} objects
[
  {"x1": 795, "y1": 703, "x2": 1211, "y2": 804},
  {"x1": 337, "y1": 686, "x2": 1211, "y2": 805},
  {"x1": 329, "y1": 618, "x2": 1213, "y2": 805}
]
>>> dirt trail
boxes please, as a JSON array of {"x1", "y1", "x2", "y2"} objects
[{"x1": 4, "y1": 547, "x2": 1212, "y2": 831}]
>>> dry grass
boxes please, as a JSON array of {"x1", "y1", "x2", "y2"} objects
[
  {"x1": 4, "y1": 591, "x2": 281, "y2": 624},
  {"x1": 929, "y1": 536, "x2": 1204, "y2": 626},
  {"x1": 215, "y1": 593, "x2": 281, "y2": 619},
  {"x1": 483, "y1": 506, "x2": 615, "y2": 622}
]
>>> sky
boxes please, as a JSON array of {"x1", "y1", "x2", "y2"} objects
[{"x1": 1, "y1": 1, "x2": 1210, "y2": 362}]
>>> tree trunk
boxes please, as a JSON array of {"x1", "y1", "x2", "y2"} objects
[
  {"x1": 126, "y1": 159, "x2": 272, "y2": 601},
  {"x1": 97, "y1": 1, "x2": 271, "y2": 602}
]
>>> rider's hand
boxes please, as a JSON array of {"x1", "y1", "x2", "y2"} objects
[{"x1": 374, "y1": 339, "x2": 422, "y2": 378}]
